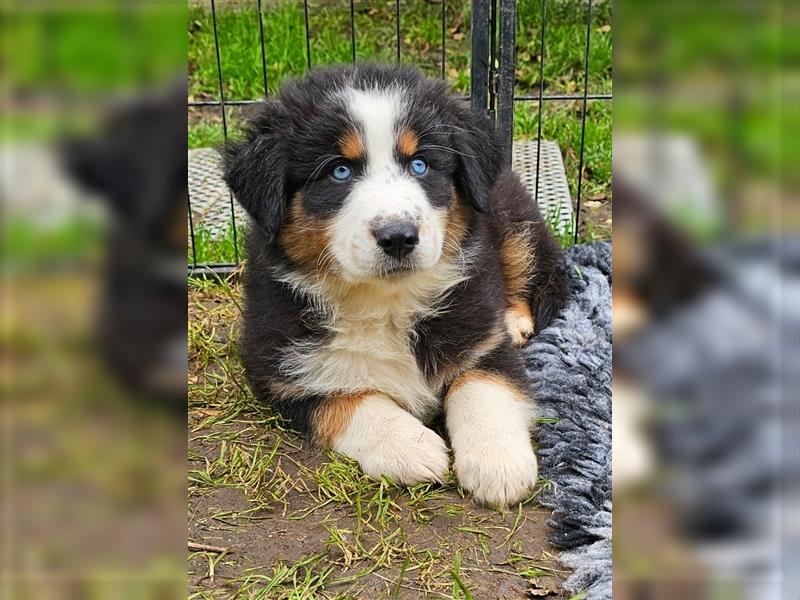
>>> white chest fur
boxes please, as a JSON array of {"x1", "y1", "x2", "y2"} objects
[{"x1": 277, "y1": 263, "x2": 467, "y2": 419}]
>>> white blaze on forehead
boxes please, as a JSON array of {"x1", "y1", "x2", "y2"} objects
[
  {"x1": 342, "y1": 86, "x2": 404, "y2": 173},
  {"x1": 329, "y1": 84, "x2": 444, "y2": 280}
]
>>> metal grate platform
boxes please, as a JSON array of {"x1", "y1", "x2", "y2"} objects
[
  {"x1": 187, "y1": 148, "x2": 247, "y2": 239},
  {"x1": 188, "y1": 140, "x2": 573, "y2": 238},
  {"x1": 511, "y1": 140, "x2": 573, "y2": 234}
]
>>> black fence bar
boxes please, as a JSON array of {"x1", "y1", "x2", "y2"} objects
[
  {"x1": 303, "y1": 0, "x2": 312, "y2": 69},
  {"x1": 256, "y1": 0, "x2": 268, "y2": 96},
  {"x1": 395, "y1": 0, "x2": 401, "y2": 63},
  {"x1": 574, "y1": 0, "x2": 593, "y2": 244},
  {"x1": 496, "y1": 0, "x2": 516, "y2": 167},
  {"x1": 189, "y1": 99, "x2": 260, "y2": 107},
  {"x1": 210, "y1": 0, "x2": 228, "y2": 139},
  {"x1": 349, "y1": 0, "x2": 356, "y2": 64},
  {"x1": 515, "y1": 93, "x2": 612, "y2": 102},
  {"x1": 440, "y1": 0, "x2": 446, "y2": 79},
  {"x1": 470, "y1": 0, "x2": 490, "y2": 112},
  {"x1": 209, "y1": 0, "x2": 239, "y2": 264},
  {"x1": 534, "y1": 0, "x2": 547, "y2": 208},
  {"x1": 188, "y1": 264, "x2": 240, "y2": 279},
  {"x1": 187, "y1": 194, "x2": 197, "y2": 268},
  {"x1": 488, "y1": 0, "x2": 497, "y2": 124}
]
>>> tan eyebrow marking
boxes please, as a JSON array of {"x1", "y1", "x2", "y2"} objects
[
  {"x1": 397, "y1": 128, "x2": 419, "y2": 156},
  {"x1": 340, "y1": 130, "x2": 364, "y2": 160}
]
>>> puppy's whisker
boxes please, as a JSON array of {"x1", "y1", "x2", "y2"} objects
[
  {"x1": 317, "y1": 248, "x2": 338, "y2": 277},
  {"x1": 416, "y1": 144, "x2": 477, "y2": 159},
  {"x1": 303, "y1": 154, "x2": 342, "y2": 189},
  {"x1": 418, "y1": 123, "x2": 470, "y2": 136}
]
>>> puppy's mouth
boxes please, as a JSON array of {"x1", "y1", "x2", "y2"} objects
[{"x1": 376, "y1": 256, "x2": 418, "y2": 277}]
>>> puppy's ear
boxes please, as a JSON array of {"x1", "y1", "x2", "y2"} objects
[
  {"x1": 452, "y1": 108, "x2": 503, "y2": 213},
  {"x1": 222, "y1": 101, "x2": 288, "y2": 243}
]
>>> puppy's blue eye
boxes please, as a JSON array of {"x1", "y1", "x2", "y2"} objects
[
  {"x1": 409, "y1": 158, "x2": 428, "y2": 176},
  {"x1": 331, "y1": 164, "x2": 353, "y2": 181}
]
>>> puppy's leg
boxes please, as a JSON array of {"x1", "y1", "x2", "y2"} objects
[
  {"x1": 505, "y1": 300, "x2": 535, "y2": 347},
  {"x1": 313, "y1": 391, "x2": 450, "y2": 485},
  {"x1": 500, "y1": 226, "x2": 567, "y2": 345},
  {"x1": 445, "y1": 369, "x2": 537, "y2": 507},
  {"x1": 500, "y1": 229, "x2": 536, "y2": 347},
  {"x1": 496, "y1": 176, "x2": 568, "y2": 337}
]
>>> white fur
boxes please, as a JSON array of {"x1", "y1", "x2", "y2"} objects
[
  {"x1": 332, "y1": 393, "x2": 450, "y2": 484},
  {"x1": 446, "y1": 376, "x2": 538, "y2": 506},
  {"x1": 276, "y1": 257, "x2": 468, "y2": 419},
  {"x1": 342, "y1": 86, "x2": 402, "y2": 175},
  {"x1": 329, "y1": 86, "x2": 445, "y2": 280}
]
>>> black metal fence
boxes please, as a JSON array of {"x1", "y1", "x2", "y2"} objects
[{"x1": 188, "y1": 0, "x2": 612, "y2": 276}]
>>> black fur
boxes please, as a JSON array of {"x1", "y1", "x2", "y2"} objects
[
  {"x1": 451, "y1": 106, "x2": 503, "y2": 213},
  {"x1": 222, "y1": 101, "x2": 289, "y2": 243},
  {"x1": 223, "y1": 64, "x2": 567, "y2": 433}
]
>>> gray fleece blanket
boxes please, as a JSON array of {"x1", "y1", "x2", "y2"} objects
[{"x1": 522, "y1": 241, "x2": 612, "y2": 599}]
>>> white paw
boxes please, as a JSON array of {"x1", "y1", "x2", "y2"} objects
[
  {"x1": 446, "y1": 371, "x2": 538, "y2": 506},
  {"x1": 332, "y1": 394, "x2": 450, "y2": 485},
  {"x1": 454, "y1": 437, "x2": 538, "y2": 506}
]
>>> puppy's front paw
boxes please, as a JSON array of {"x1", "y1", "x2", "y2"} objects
[
  {"x1": 505, "y1": 301, "x2": 535, "y2": 347},
  {"x1": 445, "y1": 370, "x2": 538, "y2": 506},
  {"x1": 331, "y1": 394, "x2": 450, "y2": 485},
  {"x1": 454, "y1": 438, "x2": 538, "y2": 507}
]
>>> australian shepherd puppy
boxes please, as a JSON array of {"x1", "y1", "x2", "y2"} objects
[{"x1": 223, "y1": 64, "x2": 568, "y2": 506}]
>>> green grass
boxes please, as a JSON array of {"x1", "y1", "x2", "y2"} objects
[
  {"x1": 188, "y1": 222, "x2": 246, "y2": 265},
  {"x1": 187, "y1": 120, "x2": 229, "y2": 149},
  {"x1": 188, "y1": 1, "x2": 611, "y2": 101}
]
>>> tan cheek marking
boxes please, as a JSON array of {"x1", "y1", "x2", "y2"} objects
[
  {"x1": 445, "y1": 370, "x2": 526, "y2": 404},
  {"x1": 397, "y1": 129, "x2": 419, "y2": 157},
  {"x1": 340, "y1": 130, "x2": 364, "y2": 161},
  {"x1": 313, "y1": 391, "x2": 371, "y2": 447},
  {"x1": 441, "y1": 192, "x2": 471, "y2": 260},
  {"x1": 279, "y1": 195, "x2": 332, "y2": 271}
]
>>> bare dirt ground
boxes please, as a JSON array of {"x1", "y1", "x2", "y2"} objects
[{"x1": 188, "y1": 281, "x2": 570, "y2": 599}]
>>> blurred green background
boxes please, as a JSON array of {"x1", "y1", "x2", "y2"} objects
[{"x1": 2, "y1": 2, "x2": 186, "y2": 269}]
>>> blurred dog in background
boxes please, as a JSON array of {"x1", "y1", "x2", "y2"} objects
[{"x1": 61, "y1": 81, "x2": 188, "y2": 407}]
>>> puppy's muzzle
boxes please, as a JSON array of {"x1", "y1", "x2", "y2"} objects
[{"x1": 373, "y1": 221, "x2": 419, "y2": 260}]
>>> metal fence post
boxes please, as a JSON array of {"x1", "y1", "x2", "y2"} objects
[
  {"x1": 496, "y1": 0, "x2": 516, "y2": 167},
  {"x1": 574, "y1": 0, "x2": 593, "y2": 244},
  {"x1": 470, "y1": 0, "x2": 491, "y2": 114}
]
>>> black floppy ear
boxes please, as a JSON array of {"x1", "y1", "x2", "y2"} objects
[
  {"x1": 453, "y1": 107, "x2": 503, "y2": 213},
  {"x1": 222, "y1": 101, "x2": 288, "y2": 243}
]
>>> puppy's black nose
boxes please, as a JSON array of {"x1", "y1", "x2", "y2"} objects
[{"x1": 374, "y1": 221, "x2": 419, "y2": 259}]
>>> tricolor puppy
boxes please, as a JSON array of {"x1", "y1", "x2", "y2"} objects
[{"x1": 223, "y1": 65, "x2": 568, "y2": 506}]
